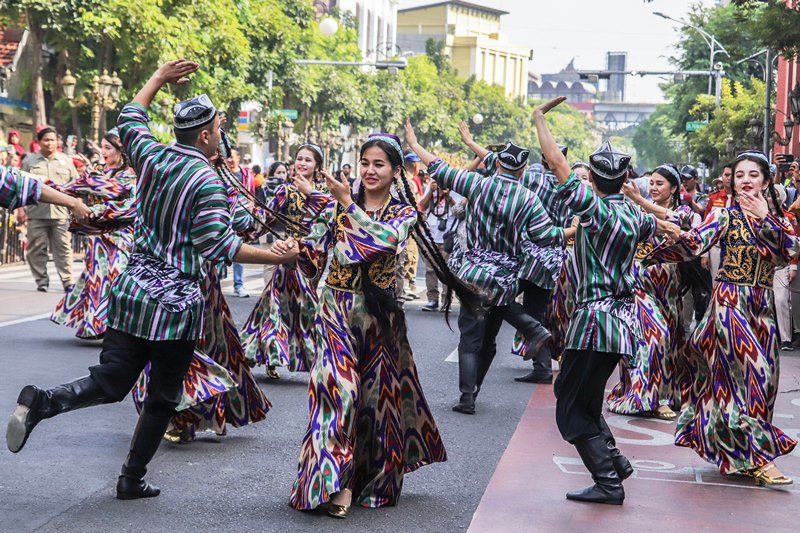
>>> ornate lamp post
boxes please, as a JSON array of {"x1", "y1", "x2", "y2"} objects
[{"x1": 61, "y1": 69, "x2": 124, "y2": 143}]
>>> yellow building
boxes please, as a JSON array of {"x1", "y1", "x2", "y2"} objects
[{"x1": 397, "y1": 1, "x2": 531, "y2": 100}]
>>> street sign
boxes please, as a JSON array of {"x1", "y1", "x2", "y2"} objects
[
  {"x1": 686, "y1": 121, "x2": 708, "y2": 132},
  {"x1": 274, "y1": 109, "x2": 298, "y2": 120}
]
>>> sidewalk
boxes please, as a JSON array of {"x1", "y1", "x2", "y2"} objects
[{"x1": 468, "y1": 357, "x2": 800, "y2": 532}]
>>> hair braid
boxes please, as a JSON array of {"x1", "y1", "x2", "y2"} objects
[
  {"x1": 767, "y1": 182, "x2": 784, "y2": 219},
  {"x1": 355, "y1": 180, "x2": 408, "y2": 343},
  {"x1": 395, "y1": 168, "x2": 479, "y2": 323}
]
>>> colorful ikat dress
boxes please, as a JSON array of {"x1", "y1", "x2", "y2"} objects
[
  {"x1": 289, "y1": 197, "x2": 446, "y2": 510},
  {"x1": 607, "y1": 205, "x2": 694, "y2": 415},
  {"x1": 51, "y1": 164, "x2": 136, "y2": 339},
  {"x1": 643, "y1": 204, "x2": 798, "y2": 473},
  {"x1": 132, "y1": 185, "x2": 271, "y2": 439},
  {"x1": 240, "y1": 182, "x2": 330, "y2": 372}
]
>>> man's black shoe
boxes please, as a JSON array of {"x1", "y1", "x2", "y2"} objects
[
  {"x1": 514, "y1": 371, "x2": 553, "y2": 384},
  {"x1": 452, "y1": 393, "x2": 475, "y2": 415},
  {"x1": 6, "y1": 386, "x2": 45, "y2": 453},
  {"x1": 116, "y1": 475, "x2": 161, "y2": 500}
]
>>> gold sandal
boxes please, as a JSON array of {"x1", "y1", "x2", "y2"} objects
[
  {"x1": 266, "y1": 366, "x2": 280, "y2": 379},
  {"x1": 752, "y1": 464, "x2": 793, "y2": 486},
  {"x1": 327, "y1": 503, "x2": 349, "y2": 518},
  {"x1": 654, "y1": 407, "x2": 677, "y2": 420}
]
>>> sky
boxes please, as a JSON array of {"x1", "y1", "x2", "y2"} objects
[{"x1": 399, "y1": 0, "x2": 721, "y2": 103}]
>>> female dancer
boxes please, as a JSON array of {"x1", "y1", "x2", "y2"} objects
[
  {"x1": 643, "y1": 151, "x2": 798, "y2": 485},
  {"x1": 240, "y1": 144, "x2": 330, "y2": 378},
  {"x1": 290, "y1": 134, "x2": 473, "y2": 517},
  {"x1": 51, "y1": 130, "x2": 136, "y2": 339},
  {"x1": 607, "y1": 164, "x2": 693, "y2": 419}
]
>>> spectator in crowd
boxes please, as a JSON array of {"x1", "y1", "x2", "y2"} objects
[
  {"x1": 679, "y1": 164, "x2": 705, "y2": 214},
  {"x1": 8, "y1": 130, "x2": 25, "y2": 166},
  {"x1": 17, "y1": 126, "x2": 80, "y2": 292},
  {"x1": 226, "y1": 148, "x2": 254, "y2": 298},
  {"x1": 771, "y1": 185, "x2": 798, "y2": 351}
]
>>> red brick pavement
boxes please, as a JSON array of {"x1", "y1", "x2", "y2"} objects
[{"x1": 469, "y1": 357, "x2": 800, "y2": 533}]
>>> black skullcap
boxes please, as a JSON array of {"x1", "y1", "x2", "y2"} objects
[
  {"x1": 589, "y1": 141, "x2": 630, "y2": 180},
  {"x1": 173, "y1": 94, "x2": 217, "y2": 131},
  {"x1": 541, "y1": 144, "x2": 568, "y2": 168},
  {"x1": 498, "y1": 142, "x2": 530, "y2": 171}
]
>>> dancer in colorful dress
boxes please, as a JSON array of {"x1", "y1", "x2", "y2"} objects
[
  {"x1": 606, "y1": 164, "x2": 693, "y2": 419},
  {"x1": 290, "y1": 132, "x2": 472, "y2": 518},
  {"x1": 240, "y1": 144, "x2": 330, "y2": 378},
  {"x1": 51, "y1": 130, "x2": 137, "y2": 339},
  {"x1": 6, "y1": 60, "x2": 300, "y2": 500},
  {"x1": 534, "y1": 96, "x2": 681, "y2": 505},
  {"x1": 643, "y1": 151, "x2": 798, "y2": 486},
  {"x1": 1, "y1": 165, "x2": 91, "y2": 220}
]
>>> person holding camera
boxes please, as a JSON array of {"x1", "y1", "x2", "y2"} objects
[{"x1": 417, "y1": 179, "x2": 464, "y2": 311}]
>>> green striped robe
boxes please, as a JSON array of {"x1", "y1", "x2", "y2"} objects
[
  {"x1": 428, "y1": 159, "x2": 564, "y2": 305},
  {"x1": 107, "y1": 103, "x2": 243, "y2": 341},
  {"x1": 557, "y1": 175, "x2": 657, "y2": 356}
]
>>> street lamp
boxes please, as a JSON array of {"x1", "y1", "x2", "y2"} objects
[
  {"x1": 472, "y1": 113, "x2": 484, "y2": 125},
  {"x1": 790, "y1": 82, "x2": 800, "y2": 125},
  {"x1": 653, "y1": 11, "x2": 728, "y2": 98},
  {"x1": 280, "y1": 119, "x2": 294, "y2": 162},
  {"x1": 62, "y1": 68, "x2": 124, "y2": 143},
  {"x1": 313, "y1": 1, "x2": 339, "y2": 37},
  {"x1": 725, "y1": 136, "x2": 735, "y2": 158},
  {"x1": 749, "y1": 118, "x2": 764, "y2": 147}
]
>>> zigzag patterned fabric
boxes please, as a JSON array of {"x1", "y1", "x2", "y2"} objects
[
  {"x1": 644, "y1": 205, "x2": 798, "y2": 473},
  {"x1": 290, "y1": 197, "x2": 445, "y2": 510},
  {"x1": 51, "y1": 165, "x2": 136, "y2": 339},
  {"x1": 241, "y1": 183, "x2": 330, "y2": 371}
]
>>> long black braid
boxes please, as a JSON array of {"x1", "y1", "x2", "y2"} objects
[
  {"x1": 393, "y1": 167, "x2": 480, "y2": 323},
  {"x1": 354, "y1": 180, "x2": 409, "y2": 344},
  {"x1": 214, "y1": 158, "x2": 309, "y2": 238}
]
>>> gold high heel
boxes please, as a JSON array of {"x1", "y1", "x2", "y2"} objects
[
  {"x1": 752, "y1": 464, "x2": 793, "y2": 486},
  {"x1": 328, "y1": 489, "x2": 351, "y2": 518},
  {"x1": 327, "y1": 503, "x2": 349, "y2": 518}
]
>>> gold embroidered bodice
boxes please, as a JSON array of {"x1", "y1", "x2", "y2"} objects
[
  {"x1": 717, "y1": 207, "x2": 774, "y2": 288},
  {"x1": 284, "y1": 181, "x2": 329, "y2": 239},
  {"x1": 325, "y1": 199, "x2": 407, "y2": 293}
]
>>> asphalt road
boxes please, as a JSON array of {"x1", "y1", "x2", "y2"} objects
[{"x1": 0, "y1": 293, "x2": 540, "y2": 533}]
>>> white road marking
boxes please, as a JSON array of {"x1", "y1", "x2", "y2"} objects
[
  {"x1": 0, "y1": 313, "x2": 52, "y2": 329},
  {"x1": 445, "y1": 348, "x2": 458, "y2": 362}
]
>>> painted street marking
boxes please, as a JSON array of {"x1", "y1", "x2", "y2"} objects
[{"x1": 0, "y1": 312, "x2": 52, "y2": 329}]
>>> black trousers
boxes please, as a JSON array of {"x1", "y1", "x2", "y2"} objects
[
  {"x1": 89, "y1": 327, "x2": 195, "y2": 417},
  {"x1": 457, "y1": 301, "x2": 544, "y2": 397},
  {"x1": 520, "y1": 281, "x2": 553, "y2": 378},
  {"x1": 554, "y1": 349, "x2": 621, "y2": 444}
]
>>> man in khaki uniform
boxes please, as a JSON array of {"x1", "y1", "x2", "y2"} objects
[{"x1": 18, "y1": 127, "x2": 78, "y2": 291}]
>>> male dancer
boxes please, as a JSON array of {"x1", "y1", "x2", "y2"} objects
[
  {"x1": 534, "y1": 97, "x2": 680, "y2": 504},
  {"x1": 6, "y1": 60, "x2": 299, "y2": 499},
  {"x1": 406, "y1": 119, "x2": 575, "y2": 414},
  {"x1": 1, "y1": 165, "x2": 91, "y2": 221},
  {"x1": 458, "y1": 122, "x2": 572, "y2": 383}
]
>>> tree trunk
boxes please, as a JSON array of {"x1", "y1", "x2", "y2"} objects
[{"x1": 27, "y1": 12, "x2": 47, "y2": 129}]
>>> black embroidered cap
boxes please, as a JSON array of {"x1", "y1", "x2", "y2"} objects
[
  {"x1": 589, "y1": 141, "x2": 630, "y2": 180},
  {"x1": 541, "y1": 144, "x2": 568, "y2": 168},
  {"x1": 173, "y1": 94, "x2": 217, "y2": 131},
  {"x1": 497, "y1": 142, "x2": 530, "y2": 171}
]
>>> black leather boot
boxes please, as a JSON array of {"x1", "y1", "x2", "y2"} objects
[
  {"x1": 7, "y1": 376, "x2": 111, "y2": 453},
  {"x1": 566, "y1": 435, "x2": 625, "y2": 505},
  {"x1": 116, "y1": 410, "x2": 172, "y2": 500},
  {"x1": 452, "y1": 392, "x2": 476, "y2": 415},
  {"x1": 598, "y1": 416, "x2": 633, "y2": 480}
]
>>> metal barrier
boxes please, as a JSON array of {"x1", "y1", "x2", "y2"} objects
[{"x1": 0, "y1": 209, "x2": 86, "y2": 266}]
